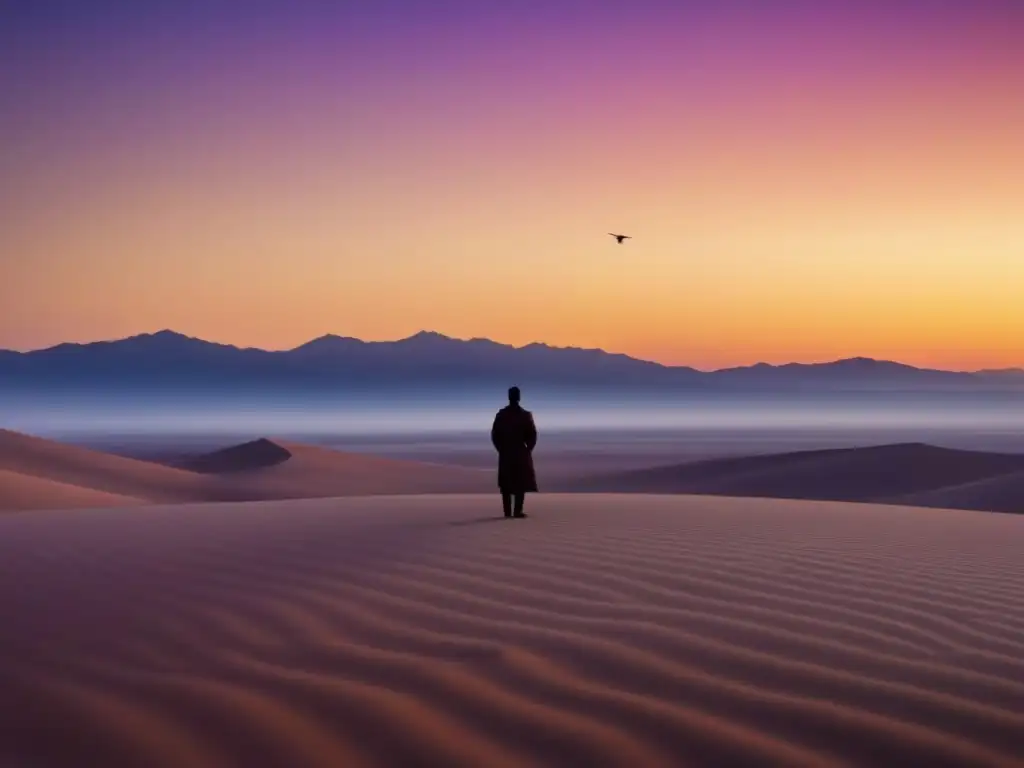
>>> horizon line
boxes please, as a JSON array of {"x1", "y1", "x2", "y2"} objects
[{"x1": 4, "y1": 328, "x2": 1022, "y2": 376}]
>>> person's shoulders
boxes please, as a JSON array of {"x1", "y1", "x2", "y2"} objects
[{"x1": 496, "y1": 404, "x2": 533, "y2": 413}]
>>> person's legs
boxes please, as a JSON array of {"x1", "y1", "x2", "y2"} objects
[
  {"x1": 501, "y1": 492, "x2": 513, "y2": 518},
  {"x1": 513, "y1": 492, "x2": 525, "y2": 517}
]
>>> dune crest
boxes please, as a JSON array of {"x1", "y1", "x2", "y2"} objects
[
  {"x1": 227, "y1": 438, "x2": 494, "y2": 498},
  {"x1": 566, "y1": 443, "x2": 1024, "y2": 513},
  {"x1": 0, "y1": 469, "x2": 141, "y2": 511},
  {"x1": 895, "y1": 469, "x2": 1024, "y2": 514},
  {"x1": 182, "y1": 438, "x2": 293, "y2": 474},
  {"x1": 0, "y1": 428, "x2": 216, "y2": 504}
]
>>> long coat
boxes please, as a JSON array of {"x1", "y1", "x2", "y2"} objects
[{"x1": 491, "y1": 404, "x2": 538, "y2": 493}]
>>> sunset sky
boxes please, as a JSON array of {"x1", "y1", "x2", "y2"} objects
[{"x1": 2, "y1": 0, "x2": 1023, "y2": 370}]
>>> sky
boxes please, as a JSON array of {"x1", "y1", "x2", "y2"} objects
[{"x1": 2, "y1": 0, "x2": 1023, "y2": 370}]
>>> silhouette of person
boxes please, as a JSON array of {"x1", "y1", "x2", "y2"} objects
[{"x1": 490, "y1": 386, "x2": 538, "y2": 518}]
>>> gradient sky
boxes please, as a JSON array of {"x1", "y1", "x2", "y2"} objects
[{"x1": 2, "y1": 0, "x2": 1023, "y2": 369}]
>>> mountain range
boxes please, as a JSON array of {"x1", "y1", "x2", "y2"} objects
[{"x1": 2, "y1": 330, "x2": 1023, "y2": 393}]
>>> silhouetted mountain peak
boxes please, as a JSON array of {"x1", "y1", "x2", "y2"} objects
[
  {"x1": 519, "y1": 340, "x2": 631, "y2": 359},
  {"x1": 828, "y1": 357, "x2": 918, "y2": 370},
  {"x1": 978, "y1": 367, "x2": 1024, "y2": 376},
  {"x1": 118, "y1": 330, "x2": 246, "y2": 352},
  {"x1": 398, "y1": 330, "x2": 457, "y2": 344},
  {"x1": 718, "y1": 356, "x2": 925, "y2": 375},
  {"x1": 130, "y1": 330, "x2": 214, "y2": 347},
  {"x1": 291, "y1": 334, "x2": 365, "y2": 353},
  {"x1": 40, "y1": 330, "x2": 201, "y2": 352}
]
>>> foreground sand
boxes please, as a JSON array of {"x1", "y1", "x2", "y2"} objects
[{"x1": 0, "y1": 495, "x2": 1022, "y2": 767}]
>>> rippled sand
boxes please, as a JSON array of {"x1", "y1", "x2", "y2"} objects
[{"x1": 0, "y1": 494, "x2": 1022, "y2": 767}]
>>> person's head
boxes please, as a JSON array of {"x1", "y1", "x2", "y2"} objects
[{"x1": 508, "y1": 386, "x2": 521, "y2": 404}]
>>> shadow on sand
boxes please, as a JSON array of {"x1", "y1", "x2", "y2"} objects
[{"x1": 446, "y1": 515, "x2": 513, "y2": 527}]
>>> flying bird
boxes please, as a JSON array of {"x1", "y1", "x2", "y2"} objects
[{"x1": 608, "y1": 233, "x2": 631, "y2": 244}]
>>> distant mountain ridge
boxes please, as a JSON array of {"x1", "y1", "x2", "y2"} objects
[{"x1": 1, "y1": 330, "x2": 1022, "y2": 392}]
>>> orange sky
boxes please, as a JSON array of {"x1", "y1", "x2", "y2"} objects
[{"x1": 3, "y1": 2, "x2": 1023, "y2": 370}]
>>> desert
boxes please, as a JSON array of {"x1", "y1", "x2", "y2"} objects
[
  {"x1": 6, "y1": 0, "x2": 1024, "y2": 762},
  {"x1": 1, "y1": 428, "x2": 1023, "y2": 766}
]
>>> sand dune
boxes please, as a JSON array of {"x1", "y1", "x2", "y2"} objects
[
  {"x1": 0, "y1": 494, "x2": 1021, "y2": 767},
  {"x1": 565, "y1": 443, "x2": 1024, "y2": 511},
  {"x1": 181, "y1": 437, "x2": 294, "y2": 473},
  {"x1": 0, "y1": 430, "x2": 493, "y2": 511},
  {"x1": 187, "y1": 438, "x2": 494, "y2": 498},
  {"x1": 0, "y1": 428, "x2": 218, "y2": 504},
  {"x1": 0, "y1": 469, "x2": 142, "y2": 511},
  {"x1": 894, "y1": 470, "x2": 1024, "y2": 514},
  {"x1": 7, "y1": 428, "x2": 1024, "y2": 515}
]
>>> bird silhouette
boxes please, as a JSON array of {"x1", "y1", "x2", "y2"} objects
[{"x1": 608, "y1": 233, "x2": 631, "y2": 244}]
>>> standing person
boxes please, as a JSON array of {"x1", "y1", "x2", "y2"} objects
[{"x1": 490, "y1": 386, "x2": 538, "y2": 518}]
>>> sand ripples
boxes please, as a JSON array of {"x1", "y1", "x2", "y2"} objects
[{"x1": 0, "y1": 495, "x2": 1022, "y2": 767}]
